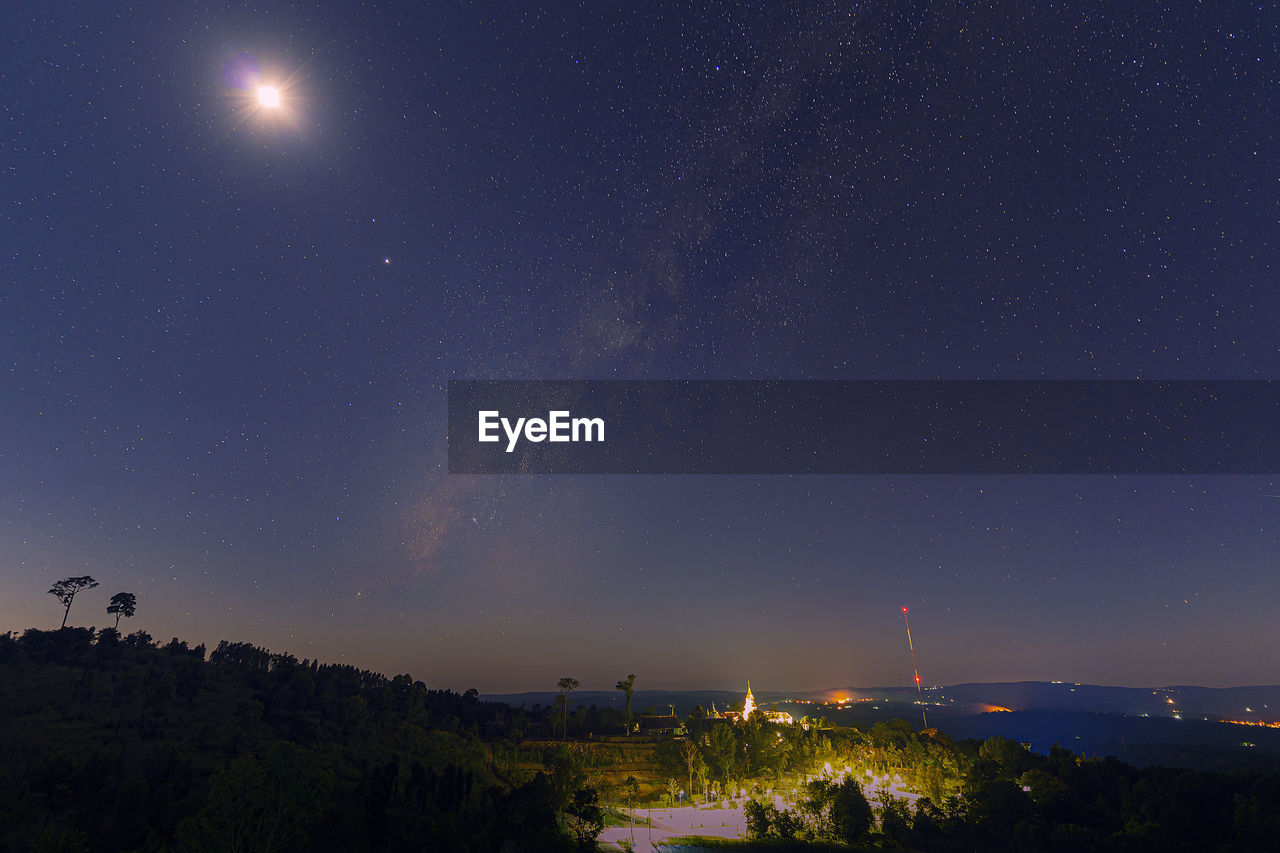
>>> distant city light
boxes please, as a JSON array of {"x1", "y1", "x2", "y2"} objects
[{"x1": 1221, "y1": 719, "x2": 1280, "y2": 729}]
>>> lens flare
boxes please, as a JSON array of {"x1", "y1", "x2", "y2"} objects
[{"x1": 219, "y1": 51, "x2": 306, "y2": 132}]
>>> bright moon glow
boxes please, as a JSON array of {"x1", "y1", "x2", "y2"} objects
[{"x1": 257, "y1": 86, "x2": 281, "y2": 107}]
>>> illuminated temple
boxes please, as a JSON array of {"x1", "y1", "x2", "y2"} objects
[{"x1": 714, "y1": 682, "x2": 794, "y2": 724}]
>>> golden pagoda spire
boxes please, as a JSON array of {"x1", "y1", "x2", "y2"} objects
[{"x1": 743, "y1": 681, "x2": 756, "y2": 720}]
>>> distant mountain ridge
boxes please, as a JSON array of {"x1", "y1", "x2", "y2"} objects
[
  {"x1": 485, "y1": 680, "x2": 1280, "y2": 722},
  {"x1": 484, "y1": 681, "x2": 1280, "y2": 773}
]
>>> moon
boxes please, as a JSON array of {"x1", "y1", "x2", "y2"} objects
[{"x1": 257, "y1": 86, "x2": 281, "y2": 108}]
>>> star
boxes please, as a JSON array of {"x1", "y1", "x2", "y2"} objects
[
  {"x1": 222, "y1": 59, "x2": 305, "y2": 130},
  {"x1": 257, "y1": 86, "x2": 281, "y2": 108}
]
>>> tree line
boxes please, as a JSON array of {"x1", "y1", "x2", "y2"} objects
[
  {"x1": 0, "y1": 626, "x2": 595, "y2": 852},
  {"x1": 707, "y1": 722, "x2": 1280, "y2": 851}
]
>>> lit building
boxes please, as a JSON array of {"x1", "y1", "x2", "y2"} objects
[{"x1": 721, "y1": 681, "x2": 793, "y2": 724}]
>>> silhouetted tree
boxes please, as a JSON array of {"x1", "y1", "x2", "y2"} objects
[
  {"x1": 875, "y1": 790, "x2": 913, "y2": 846},
  {"x1": 563, "y1": 786, "x2": 604, "y2": 849},
  {"x1": 744, "y1": 800, "x2": 766, "y2": 837},
  {"x1": 705, "y1": 721, "x2": 738, "y2": 788},
  {"x1": 557, "y1": 677, "x2": 578, "y2": 740},
  {"x1": 48, "y1": 576, "x2": 98, "y2": 628},
  {"x1": 622, "y1": 775, "x2": 639, "y2": 842},
  {"x1": 615, "y1": 673, "x2": 636, "y2": 734},
  {"x1": 829, "y1": 777, "x2": 874, "y2": 844},
  {"x1": 107, "y1": 591, "x2": 136, "y2": 629},
  {"x1": 803, "y1": 777, "x2": 874, "y2": 844}
]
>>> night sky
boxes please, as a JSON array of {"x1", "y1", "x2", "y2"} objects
[{"x1": 3, "y1": 2, "x2": 1278, "y2": 692}]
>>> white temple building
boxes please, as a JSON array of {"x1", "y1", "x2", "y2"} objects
[{"x1": 721, "y1": 681, "x2": 793, "y2": 724}]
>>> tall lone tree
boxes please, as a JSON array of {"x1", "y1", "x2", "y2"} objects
[
  {"x1": 48, "y1": 576, "x2": 99, "y2": 628},
  {"x1": 680, "y1": 738, "x2": 701, "y2": 803},
  {"x1": 107, "y1": 592, "x2": 137, "y2": 629},
  {"x1": 615, "y1": 674, "x2": 637, "y2": 735},
  {"x1": 557, "y1": 676, "x2": 579, "y2": 741}
]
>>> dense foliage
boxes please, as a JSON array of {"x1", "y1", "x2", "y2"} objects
[
  {"x1": 662, "y1": 715, "x2": 966, "y2": 805},
  {"x1": 737, "y1": 729, "x2": 1280, "y2": 852},
  {"x1": 4, "y1": 627, "x2": 1279, "y2": 852},
  {"x1": 0, "y1": 628, "x2": 580, "y2": 852}
]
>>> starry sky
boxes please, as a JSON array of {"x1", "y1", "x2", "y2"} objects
[{"x1": 3, "y1": 1, "x2": 1278, "y2": 692}]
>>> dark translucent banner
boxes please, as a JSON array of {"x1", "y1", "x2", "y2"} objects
[{"x1": 447, "y1": 381, "x2": 1279, "y2": 474}]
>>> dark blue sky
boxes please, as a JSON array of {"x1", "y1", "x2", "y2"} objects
[{"x1": 3, "y1": 1, "x2": 1277, "y2": 691}]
